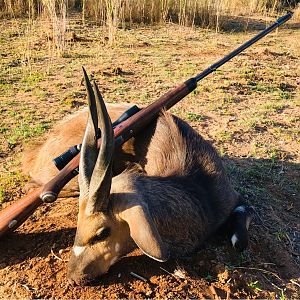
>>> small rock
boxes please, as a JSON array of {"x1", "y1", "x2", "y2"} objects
[
  {"x1": 217, "y1": 269, "x2": 229, "y2": 284},
  {"x1": 145, "y1": 290, "x2": 153, "y2": 296}
]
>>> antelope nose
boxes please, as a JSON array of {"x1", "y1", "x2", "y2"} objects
[{"x1": 67, "y1": 270, "x2": 83, "y2": 286}]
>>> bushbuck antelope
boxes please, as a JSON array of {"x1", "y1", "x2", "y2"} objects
[{"x1": 23, "y1": 77, "x2": 253, "y2": 286}]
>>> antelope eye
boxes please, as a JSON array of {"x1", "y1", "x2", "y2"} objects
[{"x1": 91, "y1": 227, "x2": 111, "y2": 244}]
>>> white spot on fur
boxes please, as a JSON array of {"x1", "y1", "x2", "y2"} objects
[
  {"x1": 115, "y1": 243, "x2": 120, "y2": 253},
  {"x1": 231, "y1": 234, "x2": 239, "y2": 247},
  {"x1": 246, "y1": 216, "x2": 251, "y2": 230},
  {"x1": 73, "y1": 246, "x2": 86, "y2": 257},
  {"x1": 233, "y1": 205, "x2": 245, "y2": 213}
]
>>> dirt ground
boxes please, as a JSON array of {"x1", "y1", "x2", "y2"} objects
[{"x1": 0, "y1": 14, "x2": 299, "y2": 298}]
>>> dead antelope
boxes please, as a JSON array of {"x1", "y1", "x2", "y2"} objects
[{"x1": 23, "y1": 77, "x2": 253, "y2": 286}]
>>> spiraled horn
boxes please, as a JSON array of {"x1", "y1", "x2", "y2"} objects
[
  {"x1": 80, "y1": 67, "x2": 114, "y2": 214},
  {"x1": 88, "y1": 81, "x2": 114, "y2": 212}
]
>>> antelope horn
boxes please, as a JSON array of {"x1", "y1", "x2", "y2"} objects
[
  {"x1": 88, "y1": 81, "x2": 114, "y2": 212},
  {"x1": 79, "y1": 67, "x2": 99, "y2": 199},
  {"x1": 80, "y1": 68, "x2": 114, "y2": 214}
]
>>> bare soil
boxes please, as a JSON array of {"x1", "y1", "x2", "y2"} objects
[{"x1": 0, "y1": 15, "x2": 299, "y2": 298}]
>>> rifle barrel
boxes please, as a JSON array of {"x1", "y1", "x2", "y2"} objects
[
  {"x1": 194, "y1": 12, "x2": 293, "y2": 82},
  {"x1": 110, "y1": 12, "x2": 293, "y2": 148}
]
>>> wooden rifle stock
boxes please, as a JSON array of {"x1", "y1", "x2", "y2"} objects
[{"x1": 0, "y1": 12, "x2": 292, "y2": 238}]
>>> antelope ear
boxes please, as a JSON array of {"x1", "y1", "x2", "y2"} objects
[{"x1": 119, "y1": 203, "x2": 169, "y2": 262}]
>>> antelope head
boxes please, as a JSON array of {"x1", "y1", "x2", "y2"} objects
[{"x1": 67, "y1": 68, "x2": 169, "y2": 286}]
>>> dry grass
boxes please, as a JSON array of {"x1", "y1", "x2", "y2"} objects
[
  {"x1": 1, "y1": 1, "x2": 299, "y2": 27},
  {"x1": 105, "y1": 0, "x2": 122, "y2": 44},
  {"x1": 73, "y1": 0, "x2": 300, "y2": 30},
  {"x1": 1, "y1": 0, "x2": 299, "y2": 46},
  {"x1": 41, "y1": 0, "x2": 68, "y2": 56}
]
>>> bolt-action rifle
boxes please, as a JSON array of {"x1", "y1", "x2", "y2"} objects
[{"x1": 0, "y1": 12, "x2": 293, "y2": 238}]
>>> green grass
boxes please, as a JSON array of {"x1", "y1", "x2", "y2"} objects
[
  {"x1": 7, "y1": 122, "x2": 50, "y2": 149},
  {"x1": 0, "y1": 168, "x2": 29, "y2": 204},
  {"x1": 261, "y1": 102, "x2": 287, "y2": 113},
  {"x1": 186, "y1": 112, "x2": 206, "y2": 122},
  {"x1": 215, "y1": 130, "x2": 234, "y2": 143},
  {"x1": 0, "y1": 78, "x2": 17, "y2": 96},
  {"x1": 21, "y1": 71, "x2": 45, "y2": 92},
  {"x1": 248, "y1": 281, "x2": 262, "y2": 292}
]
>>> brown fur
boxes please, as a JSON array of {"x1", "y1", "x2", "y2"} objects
[
  {"x1": 110, "y1": 112, "x2": 239, "y2": 256},
  {"x1": 22, "y1": 103, "x2": 139, "y2": 191},
  {"x1": 23, "y1": 103, "x2": 240, "y2": 285}
]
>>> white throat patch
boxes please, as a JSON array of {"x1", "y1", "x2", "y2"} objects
[
  {"x1": 231, "y1": 234, "x2": 239, "y2": 247},
  {"x1": 73, "y1": 246, "x2": 86, "y2": 257}
]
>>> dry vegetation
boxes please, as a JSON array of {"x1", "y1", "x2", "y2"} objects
[
  {"x1": 1, "y1": 0, "x2": 299, "y2": 46},
  {"x1": 1, "y1": 0, "x2": 300, "y2": 29},
  {"x1": 0, "y1": 1, "x2": 299, "y2": 299}
]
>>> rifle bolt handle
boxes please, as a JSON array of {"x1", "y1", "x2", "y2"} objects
[{"x1": 40, "y1": 192, "x2": 58, "y2": 203}]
